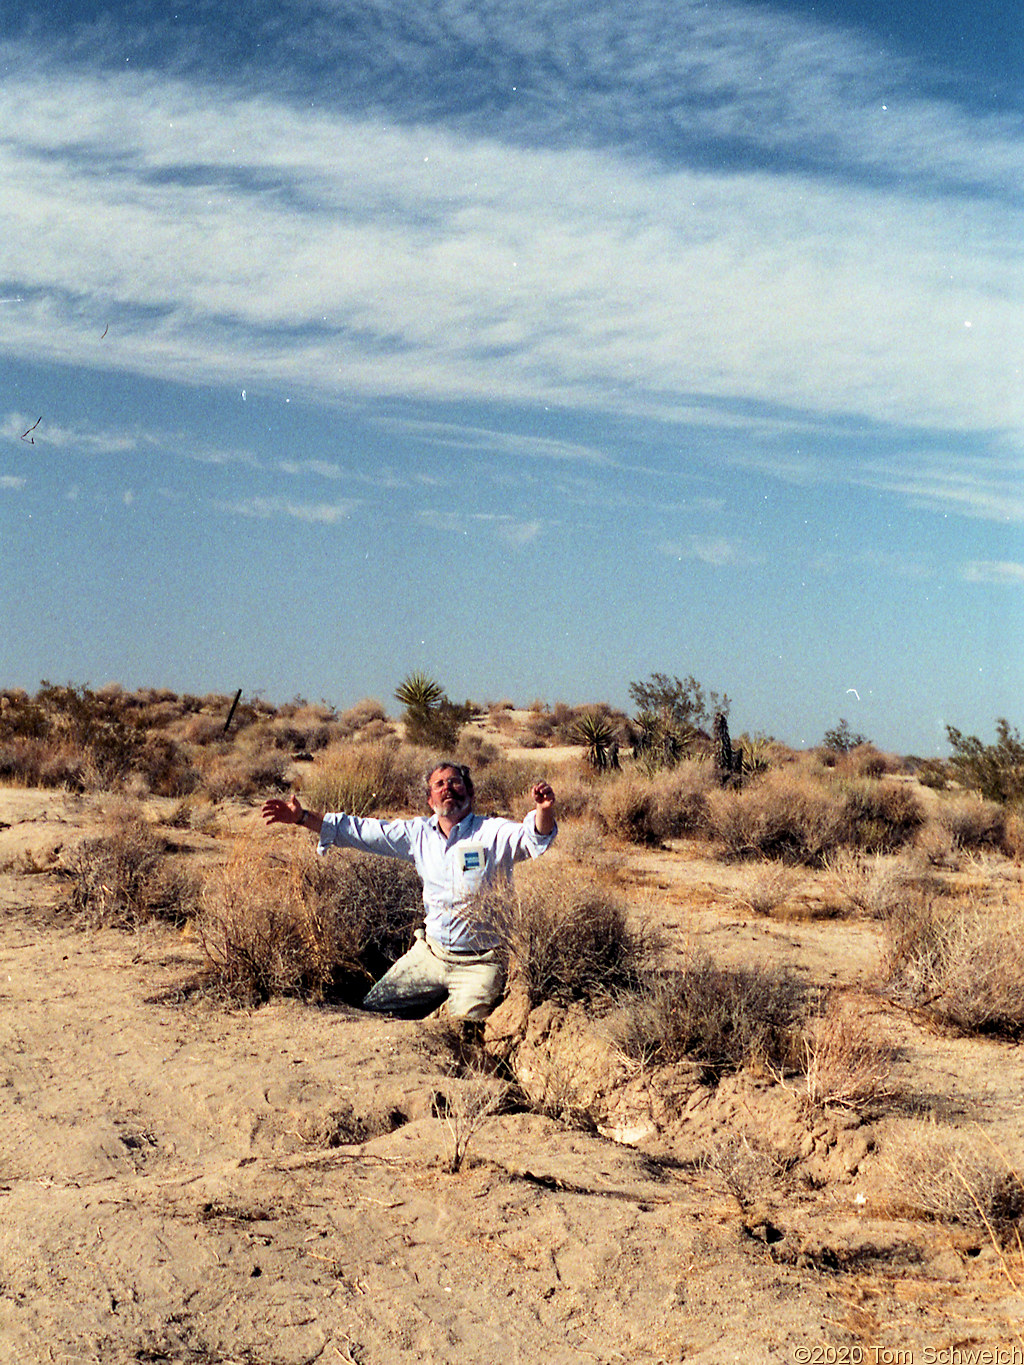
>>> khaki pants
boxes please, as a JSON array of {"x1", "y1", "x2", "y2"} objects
[{"x1": 362, "y1": 931, "x2": 506, "y2": 1021}]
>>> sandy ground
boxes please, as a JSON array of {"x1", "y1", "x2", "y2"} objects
[{"x1": 2, "y1": 786, "x2": 1024, "y2": 1364}]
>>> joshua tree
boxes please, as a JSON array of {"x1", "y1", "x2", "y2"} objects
[{"x1": 714, "y1": 712, "x2": 743, "y2": 785}]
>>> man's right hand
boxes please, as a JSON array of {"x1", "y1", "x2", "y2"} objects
[{"x1": 261, "y1": 794, "x2": 304, "y2": 826}]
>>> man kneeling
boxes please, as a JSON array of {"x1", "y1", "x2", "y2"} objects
[{"x1": 261, "y1": 761, "x2": 557, "y2": 1021}]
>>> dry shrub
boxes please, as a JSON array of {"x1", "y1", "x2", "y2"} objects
[
  {"x1": 433, "y1": 1067, "x2": 507, "y2": 1172},
  {"x1": 330, "y1": 698, "x2": 390, "y2": 742},
  {"x1": 706, "y1": 772, "x2": 923, "y2": 864},
  {"x1": 701, "y1": 1134, "x2": 789, "y2": 1211},
  {"x1": 706, "y1": 770, "x2": 849, "y2": 864},
  {"x1": 556, "y1": 818, "x2": 616, "y2": 868},
  {"x1": 300, "y1": 740, "x2": 418, "y2": 816},
  {"x1": 878, "y1": 1122, "x2": 1024, "y2": 1230},
  {"x1": 881, "y1": 892, "x2": 1024, "y2": 1038},
  {"x1": 592, "y1": 764, "x2": 712, "y2": 846},
  {"x1": 617, "y1": 950, "x2": 805, "y2": 1077},
  {"x1": 1005, "y1": 810, "x2": 1024, "y2": 861},
  {"x1": 824, "y1": 849, "x2": 915, "y2": 918},
  {"x1": 539, "y1": 761, "x2": 602, "y2": 820},
  {"x1": 471, "y1": 757, "x2": 538, "y2": 817},
  {"x1": 932, "y1": 795, "x2": 1007, "y2": 852},
  {"x1": 58, "y1": 804, "x2": 199, "y2": 928},
  {"x1": 198, "y1": 837, "x2": 422, "y2": 1004},
  {"x1": 841, "y1": 779, "x2": 924, "y2": 853},
  {"x1": 197, "y1": 749, "x2": 290, "y2": 801},
  {"x1": 595, "y1": 774, "x2": 668, "y2": 846},
  {"x1": 454, "y1": 731, "x2": 503, "y2": 768},
  {"x1": 487, "y1": 863, "x2": 652, "y2": 1006},
  {"x1": 803, "y1": 994, "x2": 896, "y2": 1109},
  {"x1": 837, "y1": 744, "x2": 902, "y2": 779}
]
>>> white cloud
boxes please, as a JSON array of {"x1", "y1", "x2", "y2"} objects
[
  {"x1": 418, "y1": 508, "x2": 543, "y2": 546},
  {"x1": 1, "y1": 411, "x2": 141, "y2": 454},
  {"x1": 854, "y1": 450, "x2": 1024, "y2": 523},
  {"x1": 659, "y1": 536, "x2": 755, "y2": 568},
  {"x1": 1, "y1": 64, "x2": 1023, "y2": 449},
  {"x1": 960, "y1": 560, "x2": 1024, "y2": 585},
  {"x1": 217, "y1": 496, "x2": 357, "y2": 524},
  {"x1": 1, "y1": 8, "x2": 1024, "y2": 549},
  {"x1": 1, "y1": 474, "x2": 27, "y2": 489}
]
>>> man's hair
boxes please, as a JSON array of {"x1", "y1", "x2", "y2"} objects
[{"x1": 424, "y1": 760, "x2": 475, "y2": 805}]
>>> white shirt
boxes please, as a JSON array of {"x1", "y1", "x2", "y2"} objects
[{"x1": 317, "y1": 808, "x2": 557, "y2": 951}]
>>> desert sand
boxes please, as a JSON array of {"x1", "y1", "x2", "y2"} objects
[{"x1": 2, "y1": 783, "x2": 1023, "y2": 1364}]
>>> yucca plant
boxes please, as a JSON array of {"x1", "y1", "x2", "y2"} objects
[
  {"x1": 572, "y1": 711, "x2": 618, "y2": 771},
  {"x1": 394, "y1": 671, "x2": 445, "y2": 714},
  {"x1": 631, "y1": 709, "x2": 690, "y2": 771},
  {"x1": 394, "y1": 672, "x2": 466, "y2": 750}
]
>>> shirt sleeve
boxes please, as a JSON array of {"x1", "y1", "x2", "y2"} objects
[
  {"x1": 317, "y1": 813, "x2": 418, "y2": 861},
  {"x1": 512, "y1": 809, "x2": 558, "y2": 860}
]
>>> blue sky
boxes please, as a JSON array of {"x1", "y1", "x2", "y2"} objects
[{"x1": 2, "y1": 0, "x2": 1022, "y2": 754}]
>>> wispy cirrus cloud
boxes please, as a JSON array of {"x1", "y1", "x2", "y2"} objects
[
  {"x1": 1, "y1": 411, "x2": 141, "y2": 454},
  {"x1": 658, "y1": 535, "x2": 757, "y2": 568},
  {"x1": 1, "y1": 32, "x2": 1023, "y2": 453},
  {"x1": 216, "y1": 496, "x2": 357, "y2": 524},
  {"x1": 960, "y1": 560, "x2": 1024, "y2": 585},
  {"x1": 418, "y1": 508, "x2": 544, "y2": 546},
  {"x1": 854, "y1": 450, "x2": 1024, "y2": 523}
]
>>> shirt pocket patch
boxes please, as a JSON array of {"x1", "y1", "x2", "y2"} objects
[{"x1": 457, "y1": 843, "x2": 488, "y2": 887}]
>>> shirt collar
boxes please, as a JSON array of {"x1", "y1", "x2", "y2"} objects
[{"x1": 429, "y1": 810, "x2": 475, "y2": 838}]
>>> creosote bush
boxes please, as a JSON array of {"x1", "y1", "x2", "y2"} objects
[
  {"x1": 881, "y1": 891, "x2": 1024, "y2": 1038},
  {"x1": 198, "y1": 837, "x2": 422, "y2": 1004},
  {"x1": 58, "y1": 804, "x2": 199, "y2": 928},
  {"x1": 615, "y1": 949, "x2": 805, "y2": 1078},
  {"x1": 482, "y1": 864, "x2": 653, "y2": 1006},
  {"x1": 879, "y1": 1123, "x2": 1024, "y2": 1231}
]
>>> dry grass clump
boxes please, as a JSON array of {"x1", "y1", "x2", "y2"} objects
[
  {"x1": 57, "y1": 804, "x2": 199, "y2": 928},
  {"x1": 488, "y1": 864, "x2": 652, "y2": 1006},
  {"x1": 881, "y1": 892, "x2": 1024, "y2": 1038},
  {"x1": 198, "y1": 837, "x2": 422, "y2": 1004},
  {"x1": 730, "y1": 861, "x2": 799, "y2": 916},
  {"x1": 616, "y1": 949, "x2": 805, "y2": 1077},
  {"x1": 300, "y1": 740, "x2": 420, "y2": 817},
  {"x1": 802, "y1": 994, "x2": 897, "y2": 1109},
  {"x1": 878, "y1": 1122, "x2": 1024, "y2": 1232}
]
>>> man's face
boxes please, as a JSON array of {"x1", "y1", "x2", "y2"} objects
[{"x1": 428, "y1": 766, "x2": 471, "y2": 821}]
